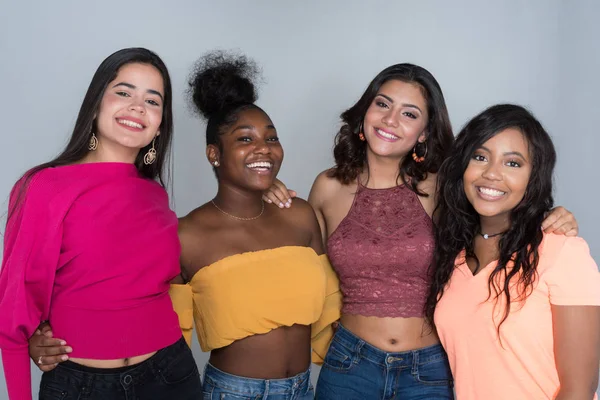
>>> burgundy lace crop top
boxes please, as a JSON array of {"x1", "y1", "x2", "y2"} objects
[{"x1": 327, "y1": 182, "x2": 435, "y2": 318}]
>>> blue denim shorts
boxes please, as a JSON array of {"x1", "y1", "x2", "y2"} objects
[
  {"x1": 202, "y1": 362, "x2": 314, "y2": 400},
  {"x1": 315, "y1": 324, "x2": 453, "y2": 399}
]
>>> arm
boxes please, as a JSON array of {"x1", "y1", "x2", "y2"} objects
[
  {"x1": 546, "y1": 237, "x2": 600, "y2": 399},
  {"x1": 542, "y1": 207, "x2": 579, "y2": 236},
  {"x1": 0, "y1": 175, "x2": 61, "y2": 400},
  {"x1": 552, "y1": 305, "x2": 600, "y2": 399},
  {"x1": 307, "y1": 171, "x2": 334, "y2": 248}
]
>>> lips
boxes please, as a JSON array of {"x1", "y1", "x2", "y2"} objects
[
  {"x1": 477, "y1": 186, "x2": 507, "y2": 200},
  {"x1": 246, "y1": 161, "x2": 273, "y2": 172},
  {"x1": 374, "y1": 128, "x2": 399, "y2": 142},
  {"x1": 116, "y1": 117, "x2": 145, "y2": 131}
]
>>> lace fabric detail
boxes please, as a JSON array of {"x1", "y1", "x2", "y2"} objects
[{"x1": 327, "y1": 184, "x2": 435, "y2": 318}]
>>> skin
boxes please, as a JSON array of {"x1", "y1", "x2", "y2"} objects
[
  {"x1": 264, "y1": 81, "x2": 579, "y2": 353},
  {"x1": 32, "y1": 62, "x2": 165, "y2": 370},
  {"x1": 464, "y1": 129, "x2": 600, "y2": 398},
  {"x1": 29, "y1": 108, "x2": 326, "y2": 379}
]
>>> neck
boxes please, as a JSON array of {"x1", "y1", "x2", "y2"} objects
[
  {"x1": 362, "y1": 149, "x2": 404, "y2": 189},
  {"x1": 82, "y1": 140, "x2": 139, "y2": 164},
  {"x1": 213, "y1": 183, "x2": 264, "y2": 218},
  {"x1": 479, "y1": 214, "x2": 510, "y2": 237}
]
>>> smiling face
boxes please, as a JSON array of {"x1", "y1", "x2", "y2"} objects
[
  {"x1": 362, "y1": 79, "x2": 429, "y2": 159},
  {"x1": 463, "y1": 128, "x2": 532, "y2": 223},
  {"x1": 208, "y1": 107, "x2": 283, "y2": 191},
  {"x1": 95, "y1": 62, "x2": 164, "y2": 151}
]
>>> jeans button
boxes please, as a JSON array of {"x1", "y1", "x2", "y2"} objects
[
  {"x1": 123, "y1": 374, "x2": 133, "y2": 385},
  {"x1": 386, "y1": 356, "x2": 394, "y2": 363}
]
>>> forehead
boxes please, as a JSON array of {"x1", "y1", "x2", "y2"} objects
[
  {"x1": 482, "y1": 128, "x2": 529, "y2": 155},
  {"x1": 232, "y1": 107, "x2": 273, "y2": 127},
  {"x1": 378, "y1": 80, "x2": 427, "y2": 107},
  {"x1": 110, "y1": 63, "x2": 164, "y2": 95}
]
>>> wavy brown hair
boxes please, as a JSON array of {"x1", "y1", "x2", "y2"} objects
[{"x1": 329, "y1": 63, "x2": 454, "y2": 195}]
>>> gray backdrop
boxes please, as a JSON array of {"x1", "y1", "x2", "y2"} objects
[{"x1": 0, "y1": 0, "x2": 598, "y2": 397}]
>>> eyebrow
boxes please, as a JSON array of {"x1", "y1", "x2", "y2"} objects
[
  {"x1": 376, "y1": 94, "x2": 423, "y2": 113},
  {"x1": 231, "y1": 124, "x2": 276, "y2": 133},
  {"x1": 480, "y1": 146, "x2": 527, "y2": 159},
  {"x1": 112, "y1": 82, "x2": 164, "y2": 101}
]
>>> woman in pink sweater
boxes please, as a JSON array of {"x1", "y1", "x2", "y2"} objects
[{"x1": 0, "y1": 48, "x2": 202, "y2": 399}]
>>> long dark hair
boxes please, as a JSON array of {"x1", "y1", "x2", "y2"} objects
[
  {"x1": 425, "y1": 104, "x2": 556, "y2": 330},
  {"x1": 329, "y1": 63, "x2": 454, "y2": 195},
  {"x1": 187, "y1": 50, "x2": 262, "y2": 175},
  {"x1": 8, "y1": 48, "x2": 174, "y2": 222}
]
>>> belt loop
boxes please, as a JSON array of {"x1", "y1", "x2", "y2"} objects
[{"x1": 411, "y1": 349, "x2": 419, "y2": 375}]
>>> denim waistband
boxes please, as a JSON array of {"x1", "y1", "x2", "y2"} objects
[
  {"x1": 204, "y1": 362, "x2": 311, "y2": 396},
  {"x1": 51, "y1": 336, "x2": 187, "y2": 385},
  {"x1": 333, "y1": 323, "x2": 448, "y2": 368}
]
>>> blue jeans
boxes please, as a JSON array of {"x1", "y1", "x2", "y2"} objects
[
  {"x1": 202, "y1": 363, "x2": 314, "y2": 399},
  {"x1": 39, "y1": 336, "x2": 202, "y2": 399},
  {"x1": 315, "y1": 324, "x2": 453, "y2": 399}
]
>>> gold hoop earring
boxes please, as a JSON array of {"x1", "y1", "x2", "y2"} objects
[
  {"x1": 144, "y1": 138, "x2": 157, "y2": 165},
  {"x1": 88, "y1": 132, "x2": 98, "y2": 151}
]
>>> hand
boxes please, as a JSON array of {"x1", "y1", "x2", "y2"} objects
[
  {"x1": 28, "y1": 322, "x2": 72, "y2": 372},
  {"x1": 541, "y1": 206, "x2": 578, "y2": 236},
  {"x1": 262, "y1": 178, "x2": 297, "y2": 208}
]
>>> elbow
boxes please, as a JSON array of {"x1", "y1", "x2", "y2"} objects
[{"x1": 557, "y1": 383, "x2": 599, "y2": 400}]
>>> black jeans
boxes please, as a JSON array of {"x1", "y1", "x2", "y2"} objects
[{"x1": 39, "y1": 337, "x2": 202, "y2": 400}]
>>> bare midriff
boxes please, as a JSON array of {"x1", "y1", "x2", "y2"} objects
[
  {"x1": 69, "y1": 351, "x2": 157, "y2": 368},
  {"x1": 341, "y1": 314, "x2": 439, "y2": 352}
]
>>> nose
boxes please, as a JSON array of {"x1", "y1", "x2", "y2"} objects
[
  {"x1": 481, "y1": 162, "x2": 502, "y2": 181},
  {"x1": 382, "y1": 109, "x2": 399, "y2": 128},
  {"x1": 128, "y1": 97, "x2": 146, "y2": 114},
  {"x1": 253, "y1": 139, "x2": 271, "y2": 154}
]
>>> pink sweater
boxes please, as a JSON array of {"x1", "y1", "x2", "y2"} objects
[{"x1": 0, "y1": 163, "x2": 182, "y2": 400}]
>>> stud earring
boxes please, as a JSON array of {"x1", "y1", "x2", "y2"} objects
[
  {"x1": 212, "y1": 161, "x2": 220, "y2": 167},
  {"x1": 144, "y1": 138, "x2": 157, "y2": 165}
]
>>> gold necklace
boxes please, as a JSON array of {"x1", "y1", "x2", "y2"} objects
[{"x1": 211, "y1": 200, "x2": 264, "y2": 221}]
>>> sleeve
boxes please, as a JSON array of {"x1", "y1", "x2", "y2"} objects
[
  {"x1": 169, "y1": 283, "x2": 194, "y2": 348},
  {"x1": 311, "y1": 254, "x2": 342, "y2": 365},
  {"x1": 545, "y1": 237, "x2": 600, "y2": 306},
  {"x1": 0, "y1": 175, "x2": 61, "y2": 400}
]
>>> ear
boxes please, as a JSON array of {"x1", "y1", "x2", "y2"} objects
[
  {"x1": 156, "y1": 130, "x2": 161, "y2": 137},
  {"x1": 418, "y1": 131, "x2": 427, "y2": 143},
  {"x1": 206, "y1": 145, "x2": 220, "y2": 166}
]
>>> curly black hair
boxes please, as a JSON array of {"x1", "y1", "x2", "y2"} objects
[
  {"x1": 187, "y1": 50, "x2": 262, "y2": 149},
  {"x1": 329, "y1": 63, "x2": 454, "y2": 195},
  {"x1": 425, "y1": 104, "x2": 556, "y2": 333}
]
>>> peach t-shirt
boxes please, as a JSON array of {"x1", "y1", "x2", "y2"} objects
[{"x1": 435, "y1": 234, "x2": 600, "y2": 400}]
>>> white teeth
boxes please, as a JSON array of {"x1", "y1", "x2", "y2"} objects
[
  {"x1": 376, "y1": 129, "x2": 398, "y2": 140},
  {"x1": 246, "y1": 161, "x2": 272, "y2": 169},
  {"x1": 479, "y1": 187, "x2": 506, "y2": 196},
  {"x1": 117, "y1": 119, "x2": 143, "y2": 129}
]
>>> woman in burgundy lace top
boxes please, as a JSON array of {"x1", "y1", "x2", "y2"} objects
[{"x1": 264, "y1": 64, "x2": 578, "y2": 399}]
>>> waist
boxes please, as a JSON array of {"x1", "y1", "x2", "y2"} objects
[
  {"x1": 204, "y1": 362, "x2": 311, "y2": 396},
  {"x1": 332, "y1": 323, "x2": 445, "y2": 365},
  {"x1": 340, "y1": 314, "x2": 439, "y2": 352},
  {"x1": 50, "y1": 293, "x2": 182, "y2": 359}
]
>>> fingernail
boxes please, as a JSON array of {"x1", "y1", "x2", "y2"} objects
[
  {"x1": 60, "y1": 341, "x2": 67, "y2": 345},
  {"x1": 66, "y1": 347, "x2": 73, "y2": 353},
  {"x1": 279, "y1": 202, "x2": 284, "y2": 208},
  {"x1": 266, "y1": 199, "x2": 272, "y2": 203},
  {"x1": 286, "y1": 199, "x2": 292, "y2": 204},
  {"x1": 61, "y1": 355, "x2": 69, "y2": 361},
  {"x1": 285, "y1": 202, "x2": 291, "y2": 208}
]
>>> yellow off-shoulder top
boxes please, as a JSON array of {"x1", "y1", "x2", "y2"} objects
[{"x1": 169, "y1": 246, "x2": 341, "y2": 364}]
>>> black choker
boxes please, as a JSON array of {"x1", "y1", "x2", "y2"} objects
[{"x1": 479, "y1": 231, "x2": 506, "y2": 240}]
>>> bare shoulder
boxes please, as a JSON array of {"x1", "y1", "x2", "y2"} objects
[
  {"x1": 310, "y1": 169, "x2": 344, "y2": 205},
  {"x1": 178, "y1": 203, "x2": 215, "y2": 237}
]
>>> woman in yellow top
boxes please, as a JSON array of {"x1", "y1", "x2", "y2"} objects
[
  {"x1": 168, "y1": 51, "x2": 340, "y2": 399},
  {"x1": 27, "y1": 51, "x2": 341, "y2": 400}
]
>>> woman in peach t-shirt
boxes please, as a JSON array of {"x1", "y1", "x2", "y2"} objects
[{"x1": 427, "y1": 104, "x2": 600, "y2": 399}]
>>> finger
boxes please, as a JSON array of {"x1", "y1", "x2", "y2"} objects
[
  {"x1": 270, "y1": 187, "x2": 290, "y2": 208},
  {"x1": 40, "y1": 324, "x2": 53, "y2": 336},
  {"x1": 270, "y1": 184, "x2": 292, "y2": 206},
  {"x1": 262, "y1": 194, "x2": 273, "y2": 204},
  {"x1": 288, "y1": 190, "x2": 297, "y2": 199},
  {"x1": 41, "y1": 354, "x2": 70, "y2": 364},
  {"x1": 541, "y1": 210, "x2": 561, "y2": 230},
  {"x1": 39, "y1": 364, "x2": 58, "y2": 372},
  {"x1": 565, "y1": 228, "x2": 578, "y2": 237}
]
